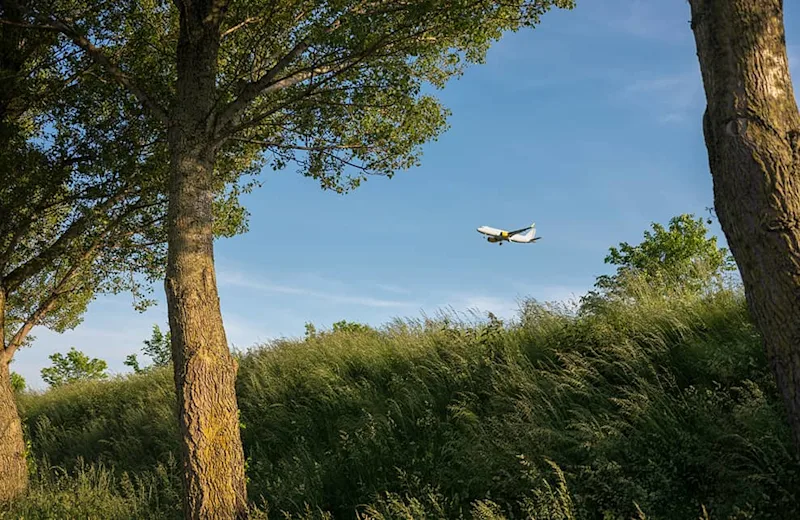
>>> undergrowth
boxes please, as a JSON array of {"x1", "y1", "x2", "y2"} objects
[{"x1": 8, "y1": 287, "x2": 799, "y2": 519}]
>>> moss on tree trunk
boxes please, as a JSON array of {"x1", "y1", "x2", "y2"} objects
[{"x1": 165, "y1": 140, "x2": 249, "y2": 519}]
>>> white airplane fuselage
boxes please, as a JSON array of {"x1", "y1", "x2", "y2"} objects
[{"x1": 477, "y1": 224, "x2": 538, "y2": 244}]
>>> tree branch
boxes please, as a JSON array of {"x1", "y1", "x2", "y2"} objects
[
  {"x1": 3, "y1": 188, "x2": 132, "y2": 293},
  {"x1": 2, "y1": 4, "x2": 169, "y2": 123},
  {"x1": 215, "y1": 11, "x2": 430, "y2": 141},
  {"x1": 214, "y1": 38, "x2": 312, "y2": 134},
  {"x1": 212, "y1": 1, "x2": 380, "y2": 136},
  {"x1": 221, "y1": 16, "x2": 262, "y2": 38},
  {"x1": 3, "y1": 189, "x2": 154, "y2": 357},
  {"x1": 230, "y1": 136, "x2": 370, "y2": 152},
  {"x1": 219, "y1": 52, "x2": 373, "y2": 140},
  {"x1": 0, "y1": 218, "x2": 34, "y2": 274},
  {"x1": 0, "y1": 18, "x2": 60, "y2": 32},
  {"x1": 314, "y1": 148, "x2": 372, "y2": 173},
  {"x1": 4, "y1": 258, "x2": 87, "y2": 358},
  {"x1": 45, "y1": 17, "x2": 170, "y2": 125}
]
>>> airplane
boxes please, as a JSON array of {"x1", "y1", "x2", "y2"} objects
[{"x1": 477, "y1": 222, "x2": 541, "y2": 245}]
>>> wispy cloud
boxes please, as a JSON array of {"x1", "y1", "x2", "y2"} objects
[
  {"x1": 624, "y1": 76, "x2": 689, "y2": 93},
  {"x1": 221, "y1": 311, "x2": 278, "y2": 350},
  {"x1": 601, "y1": 0, "x2": 693, "y2": 45},
  {"x1": 218, "y1": 270, "x2": 420, "y2": 309},
  {"x1": 436, "y1": 283, "x2": 588, "y2": 321},
  {"x1": 619, "y1": 72, "x2": 703, "y2": 124},
  {"x1": 375, "y1": 283, "x2": 413, "y2": 295},
  {"x1": 517, "y1": 284, "x2": 587, "y2": 304},
  {"x1": 448, "y1": 295, "x2": 521, "y2": 319}
]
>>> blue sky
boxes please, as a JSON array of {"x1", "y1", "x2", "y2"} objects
[{"x1": 13, "y1": 1, "x2": 800, "y2": 389}]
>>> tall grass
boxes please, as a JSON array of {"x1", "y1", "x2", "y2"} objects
[
  {"x1": 0, "y1": 458, "x2": 182, "y2": 519},
  {"x1": 10, "y1": 286, "x2": 799, "y2": 519}
]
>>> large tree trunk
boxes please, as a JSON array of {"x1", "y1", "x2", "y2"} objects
[
  {"x1": 0, "y1": 289, "x2": 28, "y2": 502},
  {"x1": 165, "y1": 1, "x2": 249, "y2": 518},
  {"x1": 166, "y1": 142, "x2": 248, "y2": 520},
  {"x1": 689, "y1": 0, "x2": 800, "y2": 452}
]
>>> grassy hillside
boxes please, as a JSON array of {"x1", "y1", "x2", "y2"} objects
[{"x1": 6, "y1": 288, "x2": 800, "y2": 519}]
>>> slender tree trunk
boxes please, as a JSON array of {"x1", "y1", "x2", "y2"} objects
[
  {"x1": 0, "y1": 289, "x2": 28, "y2": 502},
  {"x1": 165, "y1": 1, "x2": 248, "y2": 518},
  {"x1": 689, "y1": 0, "x2": 800, "y2": 452}
]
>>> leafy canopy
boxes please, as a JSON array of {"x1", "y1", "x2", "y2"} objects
[
  {"x1": 304, "y1": 319, "x2": 374, "y2": 339},
  {"x1": 40, "y1": 347, "x2": 108, "y2": 387},
  {"x1": 20, "y1": 0, "x2": 575, "y2": 195},
  {"x1": 0, "y1": 1, "x2": 256, "y2": 357},
  {"x1": 124, "y1": 324, "x2": 171, "y2": 374},
  {"x1": 581, "y1": 213, "x2": 737, "y2": 311},
  {"x1": 9, "y1": 372, "x2": 25, "y2": 393}
]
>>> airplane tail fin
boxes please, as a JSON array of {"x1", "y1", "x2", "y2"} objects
[{"x1": 510, "y1": 225, "x2": 537, "y2": 242}]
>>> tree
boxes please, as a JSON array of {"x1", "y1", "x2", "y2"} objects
[
  {"x1": 40, "y1": 347, "x2": 108, "y2": 387},
  {"x1": 9, "y1": 372, "x2": 24, "y2": 393},
  {"x1": 124, "y1": 323, "x2": 171, "y2": 373},
  {"x1": 0, "y1": 2, "x2": 62, "y2": 498},
  {"x1": 304, "y1": 319, "x2": 374, "y2": 339},
  {"x1": 0, "y1": 0, "x2": 171, "y2": 497},
  {"x1": 688, "y1": 1, "x2": 800, "y2": 453},
  {"x1": 0, "y1": 0, "x2": 253, "y2": 501},
  {"x1": 332, "y1": 319, "x2": 373, "y2": 334},
  {"x1": 6, "y1": 0, "x2": 574, "y2": 516},
  {"x1": 580, "y1": 213, "x2": 737, "y2": 312}
]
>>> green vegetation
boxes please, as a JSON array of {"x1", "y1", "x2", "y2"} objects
[
  {"x1": 40, "y1": 347, "x2": 109, "y2": 388},
  {"x1": 124, "y1": 325, "x2": 171, "y2": 374},
  {"x1": 2, "y1": 0, "x2": 796, "y2": 514},
  {"x1": 9, "y1": 371, "x2": 24, "y2": 393},
  {"x1": 580, "y1": 213, "x2": 737, "y2": 313},
  {"x1": 6, "y1": 215, "x2": 798, "y2": 519}
]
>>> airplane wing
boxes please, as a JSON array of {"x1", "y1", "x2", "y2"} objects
[{"x1": 507, "y1": 224, "x2": 534, "y2": 236}]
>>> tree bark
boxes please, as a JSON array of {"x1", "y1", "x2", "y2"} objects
[
  {"x1": 689, "y1": 0, "x2": 800, "y2": 452},
  {"x1": 0, "y1": 289, "x2": 28, "y2": 502},
  {"x1": 165, "y1": 1, "x2": 248, "y2": 518}
]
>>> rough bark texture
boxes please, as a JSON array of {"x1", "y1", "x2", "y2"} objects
[
  {"x1": 0, "y1": 289, "x2": 28, "y2": 502},
  {"x1": 689, "y1": 0, "x2": 800, "y2": 452},
  {"x1": 165, "y1": 1, "x2": 249, "y2": 518}
]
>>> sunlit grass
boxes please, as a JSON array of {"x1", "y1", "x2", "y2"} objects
[{"x1": 9, "y1": 284, "x2": 799, "y2": 519}]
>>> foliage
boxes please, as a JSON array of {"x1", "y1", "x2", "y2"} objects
[
  {"x1": 600, "y1": 213, "x2": 736, "y2": 283},
  {"x1": 122, "y1": 355, "x2": 141, "y2": 375},
  {"x1": 40, "y1": 347, "x2": 108, "y2": 388},
  {"x1": 304, "y1": 320, "x2": 375, "y2": 339},
  {"x1": 17, "y1": 281, "x2": 800, "y2": 519},
  {"x1": 10, "y1": 371, "x2": 25, "y2": 393},
  {"x1": 580, "y1": 213, "x2": 737, "y2": 313},
  {"x1": 331, "y1": 320, "x2": 374, "y2": 334},
  {"x1": 0, "y1": 5, "x2": 168, "y2": 355},
  {"x1": 0, "y1": 2, "x2": 257, "y2": 359},
  {"x1": 124, "y1": 324, "x2": 171, "y2": 374},
  {"x1": 12, "y1": 0, "x2": 576, "y2": 200}
]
